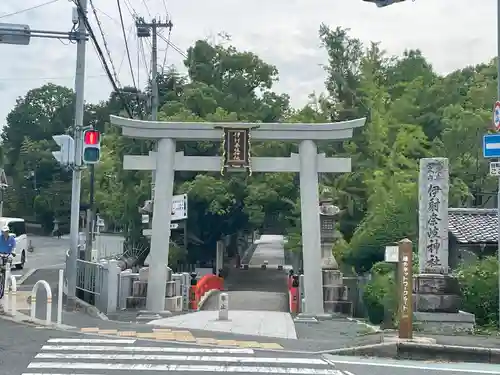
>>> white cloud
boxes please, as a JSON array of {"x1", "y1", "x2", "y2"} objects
[{"x1": 0, "y1": 0, "x2": 496, "y2": 127}]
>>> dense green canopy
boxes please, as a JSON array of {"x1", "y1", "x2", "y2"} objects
[{"x1": 0, "y1": 25, "x2": 495, "y2": 271}]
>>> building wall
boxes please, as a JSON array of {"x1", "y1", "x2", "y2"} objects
[{"x1": 449, "y1": 237, "x2": 497, "y2": 269}]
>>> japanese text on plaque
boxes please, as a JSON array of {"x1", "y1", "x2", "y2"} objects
[{"x1": 401, "y1": 255, "x2": 410, "y2": 317}]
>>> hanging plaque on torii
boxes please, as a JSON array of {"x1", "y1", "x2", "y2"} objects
[{"x1": 217, "y1": 124, "x2": 258, "y2": 176}]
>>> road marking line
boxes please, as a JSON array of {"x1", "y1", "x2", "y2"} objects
[
  {"x1": 35, "y1": 353, "x2": 328, "y2": 364},
  {"x1": 343, "y1": 372, "x2": 356, "y2": 375},
  {"x1": 260, "y1": 343, "x2": 284, "y2": 349},
  {"x1": 28, "y1": 363, "x2": 343, "y2": 374},
  {"x1": 47, "y1": 338, "x2": 135, "y2": 344},
  {"x1": 79, "y1": 327, "x2": 99, "y2": 332},
  {"x1": 117, "y1": 331, "x2": 137, "y2": 337},
  {"x1": 216, "y1": 340, "x2": 238, "y2": 346},
  {"x1": 327, "y1": 358, "x2": 500, "y2": 374},
  {"x1": 41, "y1": 345, "x2": 255, "y2": 354},
  {"x1": 195, "y1": 337, "x2": 218, "y2": 345},
  {"x1": 236, "y1": 341, "x2": 263, "y2": 348},
  {"x1": 98, "y1": 329, "x2": 118, "y2": 334}
]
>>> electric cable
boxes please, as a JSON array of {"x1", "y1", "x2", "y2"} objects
[
  {"x1": 117, "y1": 0, "x2": 137, "y2": 89},
  {"x1": 72, "y1": 0, "x2": 134, "y2": 118},
  {"x1": 0, "y1": 0, "x2": 60, "y2": 19},
  {"x1": 89, "y1": 0, "x2": 122, "y2": 88}
]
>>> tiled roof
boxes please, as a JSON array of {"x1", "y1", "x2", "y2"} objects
[{"x1": 448, "y1": 208, "x2": 497, "y2": 244}]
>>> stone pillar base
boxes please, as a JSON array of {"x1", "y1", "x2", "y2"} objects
[
  {"x1": 413, "y1": 311, "x2": 475, "y2": 334},
  {"x1": 413, "y1": 273, "x2": 461, "y2": 313}
]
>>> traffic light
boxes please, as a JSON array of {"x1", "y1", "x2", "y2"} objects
[{"x1": 82, "y1": 129, "x2": 101, "y2": 164}]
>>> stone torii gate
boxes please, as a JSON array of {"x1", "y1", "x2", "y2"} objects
[{"x1": 110, "y1": 115, "x2": 365, "y2": 315}]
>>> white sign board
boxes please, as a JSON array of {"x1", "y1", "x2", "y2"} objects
[
  {"x1": 141, "y1": 214, "x2": 149, "y2": 224},
  {"x1": 171, "y1": 194, "x2": 188, "y2": 221},
  {"x1": 490, "y1": 162, "x2": 500, "y2": 176},
  {"x1": 385, "y1": 246, "x2": 399, "y2": 263}
]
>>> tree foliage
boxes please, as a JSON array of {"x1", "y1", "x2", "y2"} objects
[{"x1": 0, "y1": 26, "x2": 496, "y2": 273}]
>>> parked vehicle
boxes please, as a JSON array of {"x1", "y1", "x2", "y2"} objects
[{"x1": 0, "y1": 217, "x2": 28, "y2": 269}]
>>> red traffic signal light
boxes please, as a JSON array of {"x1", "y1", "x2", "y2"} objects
[{"x1": 84, "y1": 130, "x2": 100, "y2": 145}]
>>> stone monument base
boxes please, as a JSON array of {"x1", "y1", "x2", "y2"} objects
[
  {"x1": 413, "y1": 311, "x2": 475, "y2": 334},
  {"x1": 413, "y1": 273, "x2": 461, "y2": 313},
  {"x1": 323, "y1": 300, "x2": 352, "y2": 315}
]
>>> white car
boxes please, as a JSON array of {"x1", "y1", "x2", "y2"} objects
[{"x1": 0, "y1": 217, "x2": 28, "y2": 269}]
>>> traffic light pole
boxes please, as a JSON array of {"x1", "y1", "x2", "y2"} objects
[
  {"x1": 85, "y1": 164, "x2": 95, "y2": 262},
  {"x1": 67, "y1": 0, "x2": 88, "y2": 307}
]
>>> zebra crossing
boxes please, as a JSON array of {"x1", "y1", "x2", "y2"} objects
[{"x1": 23, "y1": 337, "x2": 346, "y2": 374}]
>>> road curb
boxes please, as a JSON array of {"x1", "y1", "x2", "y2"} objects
[{"x1": 323, "y1": 341, "x2": 500, "y2": 364}]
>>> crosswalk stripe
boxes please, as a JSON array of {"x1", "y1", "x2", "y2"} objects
[
  {"x1": 47, "y1": 339, "x2": 136, "y2": 344},
  {"x1": 41, "y1": 345, "x2": 255, "y2": 354},
  {"x1": 27, "y1": 337, "x2": 340, "y2": 375},
  {"x1": 27, "y1": 363, "x2": 343, "y2": 374},
  {"x1": 35, "y1": 353, "x2": 328, "y2": 365}
]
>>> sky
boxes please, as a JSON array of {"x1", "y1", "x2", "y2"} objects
[{"x1": 0, "y1": 0, "x2": 496, "y2": 128}]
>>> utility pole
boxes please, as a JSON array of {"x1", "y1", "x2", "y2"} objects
[
  {"x1": 67, "y1": 0, "x2": 89, "y2": 307},
  {"x1": 135, "y1": 17, "x2": 173, "y2": 205}
]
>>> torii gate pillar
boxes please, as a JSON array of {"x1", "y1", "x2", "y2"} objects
[{"x1": 110, "y1": 115, "x2": 365, "y2": 315}]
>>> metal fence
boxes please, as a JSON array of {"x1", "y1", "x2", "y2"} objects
[{"x1": 76, "y1": 258, "x2": 104, "y2": 307}]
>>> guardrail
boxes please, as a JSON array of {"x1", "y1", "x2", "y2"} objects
[{"x1": 189, "y1": 274, "x2": 224, "y2": 310}]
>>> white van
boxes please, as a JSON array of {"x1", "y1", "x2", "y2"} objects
[{"x1": 0, "y1": 217, "x2": 27, "y2": 269}]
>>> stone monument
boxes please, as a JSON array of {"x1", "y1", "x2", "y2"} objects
[
  {"x1": 319, "y1": 200, "x2": 351, "y2": 315},
  {"x1": 413, "y1": 158, "x2": 475, "y2": 332}
]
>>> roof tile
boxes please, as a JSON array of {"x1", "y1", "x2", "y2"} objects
[{"x1": 448, "y1": 208, "x2": 497, "y2": 244}]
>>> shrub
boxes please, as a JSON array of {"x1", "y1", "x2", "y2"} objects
[
  {"x1": 456, "y1": 256, "x2": 498, "y2": 327},
  {"x1": 363, "y1": 262, "x2": 397, "y2": 325}
]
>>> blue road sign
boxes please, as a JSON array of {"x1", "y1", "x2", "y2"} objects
[{"x1": 483, "y1": 134, "x2": 500, "y2": 158}]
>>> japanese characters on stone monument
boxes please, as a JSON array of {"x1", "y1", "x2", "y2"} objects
[
  {"x1": 418, "y1": 158, "x2": 449, "y2": 274},
  {"x1": 413, "y1": 157, "x2": 475, "y2": 333}
]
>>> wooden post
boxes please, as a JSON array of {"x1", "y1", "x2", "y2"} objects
[{"x1": 398, "y1": 238, "x2": 413, "y2": 339}]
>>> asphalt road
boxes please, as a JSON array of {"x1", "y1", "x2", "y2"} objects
[
  {"x1": 0, "y1": 317, "x2": 342, "y2": 375},
  {"x1": 12, "y1": 234, "x2": 125, "y2": 279},
  {"x1": 324, "y1": 354, "x2": 500, "y2": 375}
]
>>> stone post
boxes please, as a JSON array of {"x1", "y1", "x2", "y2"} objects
[{"x1": 414, "y1": 158, "x2": 460, "y2": 313}]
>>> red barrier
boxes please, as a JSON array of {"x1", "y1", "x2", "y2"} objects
[
  {"x1": 288, "y1": 275, "x2": 299, "y2": 313},
  {"x1": 193, "y1": 274, "x2": 224, "y2": 309},
  {"x1": 289, "y1": 286, "x2": 299, "y2": 313}
]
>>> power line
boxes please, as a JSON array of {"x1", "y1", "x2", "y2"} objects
[
  {"x1": 160, "y1": 27, "x2": 172, "y2": 74},
  {"x1": 72, "y1": 0, "x2": 133, "y2": 118},
  {"x1": 157, "y1": 32, "x2": 186, "y2": 59},
  {"x1": 117, "y1": 0, "x2": 137, "y2": 89},
  {"x1": 0, "y1": 0, "x2": 60, "y2": 19},
  {"x1": 89, "y1": 0, "x2": 122, "y2": 87},
  {"x1": 0, "y1": 74, "x2": 106, "y2": 81}
]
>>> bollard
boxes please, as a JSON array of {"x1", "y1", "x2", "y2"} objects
[
  {"x1": 57, "y1": 269, "x2": 63, "y2": 325},
  {"x1": 189, "y1": 273, "x2": 198, "y2": 310},
  {"x1": 30, "y1": 280, "x2": 52, "y2": 326},
  {"x1": 218, "y1": 292, "x2": 229, "y2": 320},
  {"x1": 4, "y1": 266, "x2": 17, "y2": 316}
]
